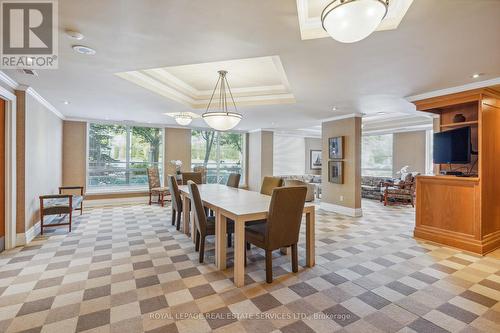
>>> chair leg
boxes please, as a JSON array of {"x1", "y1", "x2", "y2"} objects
[
  {"x1": 291, "y1": 244, "x2": 298, "y2": 273},
  {"x1": 69, "y1": 211, "x2": 72, "y2": 233},
  {"x1": 227, "y1": 233, "x2": 232, "y2": 247},
  {"x1": 384, "y1": 194, "x2": 388, "y2": 206},
  {"x1": 410, "y1": 195, "x2": 415, "y2": 208},
  {"x1": 176, "y1": 211, "x2": 181, "y2": 230},
  {"x1": 199, "y1": 236, "x2": 206, "y2": 263},
  {"x1": 80, "y1": 203, "x2": 83, "y2": 215},
  {"x1": 265, "y1": 250, "x2": 273, "y2": 283},
  {"x1": 171, "y1": 210, "x2": 176, "y2": 226},
  {"x1": 40, "y1": 214, "x2": 44, "y2": 235},
  {"x1": 246, "y1": 242, "x2": 251, "y2": 250},
  {"x1": 149, "y1": 193, "x2": 152, "y2": 205},
  {"x1": 195, "y1": 231, "x2": 200, "y2": 252},
  {"x1": 161, "y1": 193, "x2": 165, "y2": 207}
]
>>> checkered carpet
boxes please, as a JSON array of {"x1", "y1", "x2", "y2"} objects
[{"x1": 0, "y1": 200, "x2": 499, "y2": 333}]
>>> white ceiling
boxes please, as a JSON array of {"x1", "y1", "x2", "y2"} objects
[{"x1": 3, "y1": 0, "x2": 500, "y2": 131}]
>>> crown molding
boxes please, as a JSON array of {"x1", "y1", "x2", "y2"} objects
[
  {"x1": 0, "y1": 71, "x2": 64, "y2": 120},
  {"x1": 321, "y1": 113, "x2": 364, "y2": 123},
  {"x1": 406, "y1": 77, "x2": 500, "y2": 102}
]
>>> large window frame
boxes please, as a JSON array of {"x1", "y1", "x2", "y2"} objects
[
  {"x1": 361, "y1": 133, "x2": 394, "y2": 177},
  {"x1": 87, "y1": 123, "x2": 164, "y2": 192},
  {"x1": 191, "y1": 129, "x2": 246, "y2": 186}
]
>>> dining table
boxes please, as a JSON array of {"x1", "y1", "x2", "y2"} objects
[{"x1": 177, "y1": 184, "x2": 316, "y2": 287}]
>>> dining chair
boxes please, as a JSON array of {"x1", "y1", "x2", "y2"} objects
[
  {"x1": 181, "y1": 172, "x2": 203, "y2": 185},
  {"x1": 187, "y1": 181, "x2": 235, "y2": 263},
  {"x1": 167, "y1": 175, "x2": 182, "y2": 230},
  {"x1": 193, "y1": 166, "x2": 207, "y2": 183},
  {"x1": 226, "y1": 173, "x2": 241, "y2": 188},
  {"x1": 260, "y1": 176, "x2": 283, "y2": 195},
  {"x1": 147, "y1": 167, "x2": 169, "y2": 206},
  {"x1": 245, "y1": 186, "x2": 307, "y2": 283}
]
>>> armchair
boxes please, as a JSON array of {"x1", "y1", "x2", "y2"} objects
[{"x1": 380, "y1": 173, "x2": 418, "y2": 207}]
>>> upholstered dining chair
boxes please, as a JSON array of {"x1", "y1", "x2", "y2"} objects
[
  {"x1": 147, "y1": 167, "x2": 169, "y2": 206},
  {"x1": 181, "y1": 172, "x2": 203, "y2": 185},
  {"x1": 167, "y1": 175, "x2": 182, "y2": 230},
  {"x1": 187, "y1": 181, "x2": 235, "y2": 263},
  {"x1": 226, "y1": 173, "x2": 241, "y2": 188},
  {"x1": 260, "y1": 176, "x2": 283, "y2": 196},
  {"x1": 193, "y1": 166, "x2": 207, "y2": 184},
  {"x1": 245, "y1": 186, "x2": 307, "y2": 283}
]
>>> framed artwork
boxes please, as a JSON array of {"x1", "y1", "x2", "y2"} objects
[
  {"x1": 328, "y1": 161, "x2": 344, "y2": 184},
  {"x1": 310, "y1": 150, "x2": 322, "y2": 170},
  {"x1": 329, "y1": 136, "x2": 344, "y2": 160}
]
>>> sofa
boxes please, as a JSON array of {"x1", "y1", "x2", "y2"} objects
[{"x1": 361, "y1": 176, "x2": 387, "y2": 200}]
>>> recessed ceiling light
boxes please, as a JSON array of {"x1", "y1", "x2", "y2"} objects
[
  {"x1": 66, "y1": 30, "x2": 84, "y2": 40},
  {"x1": 72, "y1": 45, "x2": 96, "y2": 55},
  {"x1": 471, "y1": 73, "x2": 483, "y2": 79},
  {"x1": 332, "y1": 106, "x2": 337, "y2": 111},
  {"x1": 62, "y1": 100, "x2": 70, "y2": 105},
  {"x1": 377, "y1": 112, "x2": 386, "y2": 115}
]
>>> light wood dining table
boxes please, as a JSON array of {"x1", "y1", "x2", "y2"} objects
[{"x1": 177, "y1": 184, "x2": 316, "y2": 287}]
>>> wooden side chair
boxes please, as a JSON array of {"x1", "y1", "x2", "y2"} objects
[
  {"x1": 181, "y1": 172, "x2": 203, "y2": 185},
  {"x1": 39, "y1": 186, "x2": 84, "y2": 234},
  {"x1": 147, "y1": 167, "x2": 169, "y2": 206},
  {"x1": 226, "y1": 173, "x2": 241, "y2": 188},
  {"x1": 167, "y1": 175, "x2": 182, "y2": 230},
  {"x1": 187, "y1": 181, "x2": 234, "y2": 263},
  {"x1": 260, "y1": 176, "x2": 283, "y2": 195},
  {"x1": 245, "y1": 186, "x2": 307, "y2": 283}
]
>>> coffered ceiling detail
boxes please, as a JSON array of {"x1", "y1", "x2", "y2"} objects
[
  {"x1": 115, "y1": 56, "x2": 295, "y2": 109},
  {"x1": 296, "y1": 0, "x2": 414, "y2": 40}
]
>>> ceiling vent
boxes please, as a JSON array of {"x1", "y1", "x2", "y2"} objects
[{"x1": 18, "y1": 69, "x2": 38, "y2": 76}]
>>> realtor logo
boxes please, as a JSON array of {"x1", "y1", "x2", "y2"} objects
[{"x1": 1, "y1": 0, "x2": 58, "y2": 69}]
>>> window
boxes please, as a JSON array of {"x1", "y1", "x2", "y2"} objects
[
  {"x1": 191, "y1": 130, "x2": 245, "y2": 185},
  {"x1": 88, "y1": 124, "x2": 163, "y2": 190},
  {"x1": 362, "y1": 134, "x2": 393, "y2": 177}
]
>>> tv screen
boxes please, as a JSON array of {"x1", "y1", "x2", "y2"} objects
[{"x1": 433, "y1": 126, "x2": 471, "y2": 164}]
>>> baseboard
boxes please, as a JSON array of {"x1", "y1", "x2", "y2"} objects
[
  {"x1": 320, "y1": 202, "x2": 363, "y2": 217},
  {"x1": 85, "y1": 196, "x2": 150, "y2": 208},
  {"x1": 16, "y1": 221, "x2": 41, "y2": 246}
]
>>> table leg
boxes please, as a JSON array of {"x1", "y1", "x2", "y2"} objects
[
  {"x1": 191, "y1": 208, "x2": 195, "y2": 243},
  {"x1": 182, "y1": 195, "x2": 190, "y2": 235},
  {"x1": 215, "y1": 209, "x2": 227, "y2": 270},
  {"x1": 234, "y1": 219, "x2": 245, "y2": 287},
  {"x1": 306, "y1": 208, "x2": 315, "y2": 267}
]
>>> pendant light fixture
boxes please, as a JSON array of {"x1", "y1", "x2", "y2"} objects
[
  {"x1": 202, "y1": 70, "x2": 242, "y2": 131},
  {"x1": 321, "y1": 0, "x2": 389, "y2": 43},
  {"x1": 164, "y1": 112, "x2": 200, "y2": 126}
]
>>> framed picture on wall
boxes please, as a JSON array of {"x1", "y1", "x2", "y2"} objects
[
  {"x1": 310, "y1": 150, "x2": 322, "y2": 170},
  {"x1": 329, "y1": 161, "x2": 344, "y2": 184},
  {"x1": 329, "y1": 136, "x2": 344, "y2": 159}
]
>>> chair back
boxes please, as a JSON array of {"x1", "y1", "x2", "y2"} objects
[
  {"x1": 147, "y1": 168, "x2": 161, "y2": 189},
  {"x1": 187, "y1": 181, "x2": 208, "y2": 234},
  {"x1": 181, "y1": 172, "x2": 203, "y2": 185},
  {"x1": 193, "y1": 166, "x2": 207, "y2": 183},
  {"x1": 266, "y1": 186, "x2": 307, "y2": 249},
  {"x1": 226, "y1": 173, "x2": 241, "y2": 188},
  {"x1": 260, "y1": 176, "x2": 283, "y2": 196},
  {"x1": 167, "y1": 175, "x2": 181, "y2": 211}
]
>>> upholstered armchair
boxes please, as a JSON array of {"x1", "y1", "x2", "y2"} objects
[{"x1": 380, "y1": 173, "x2": 418, "y2": 207}]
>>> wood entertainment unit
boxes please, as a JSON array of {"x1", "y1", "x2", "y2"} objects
[{"x1": 413, "y1": 88, "x2": 500, "y2": 255}]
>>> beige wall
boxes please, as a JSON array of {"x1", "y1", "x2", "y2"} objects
[
  {"x1": 305, "y1": 137, "x2": 322, "y2": 175},
  {"x1": 63, "y1": 121, "x2": 87, "y2": 188},
  {"x1": 248, "y1": 130, "x2": 273, "y2": 191},
  {"x1": 393, "y1": 130, "x2": 426, "y2": 176},
  {"x1": 321, "y1": 117, "x2": 362, "y2": 215},
  {"x1": 164, "y1": 127, "x2": 191, "y2": 180},
  {"x1": 23, "y1": 93, "x2": 63, "y2": 231}
]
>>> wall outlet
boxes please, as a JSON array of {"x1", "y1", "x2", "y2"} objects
[{"x1": 340, "y1": 195, "x2": 344, "y2": 202}]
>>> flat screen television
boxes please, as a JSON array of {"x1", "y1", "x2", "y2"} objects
[{"x1": 433, "y1": 126, "x2": 471, "y2": 164}]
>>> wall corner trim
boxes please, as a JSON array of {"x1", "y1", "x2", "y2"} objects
[
  {"x1": 0, "y1": 70, "x2": 65, "y2": 120},
  {"x1": 320, "y1": 202, "x2": 363, "y2": 217}
]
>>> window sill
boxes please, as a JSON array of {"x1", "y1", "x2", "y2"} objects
[{"x1": 86, "y1": 187, "x2": 149, "y2": 195}]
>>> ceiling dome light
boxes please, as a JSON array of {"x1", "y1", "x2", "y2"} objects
[
  {"x1": 72, "y1": 45, "x2": 96, "y2": 55},
  {"x1": 174, "y1": 113, "x2": 193, "y2": 126},
  {"x1": 202, "y1": 70, "x2": 242, "y2": 131},
  {"x1": 321, "y1": 0, "x2": 389, "y2": 43}
]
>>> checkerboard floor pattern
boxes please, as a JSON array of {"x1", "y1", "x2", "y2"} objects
[{"x1": 0, "y1": 200, "x2": 499, "y2": 333}]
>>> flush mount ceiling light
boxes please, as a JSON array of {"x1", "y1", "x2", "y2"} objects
[
  {"x1": 164, "y1": 112, "x2": 200, "y2": 126},
  {"x1": 321, "y1": 0, "x2": 389, "y2": 43},
  {"x1": 72, "y1": 45, "x2": 96, "y2": 55},
  {"x1": 202, "y1": 70, "x2": 242, "y2": 131}
]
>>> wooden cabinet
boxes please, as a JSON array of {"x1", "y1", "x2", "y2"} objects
[{"x1": 413, "y1": 88, "x2": 500, "y2": 255}]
